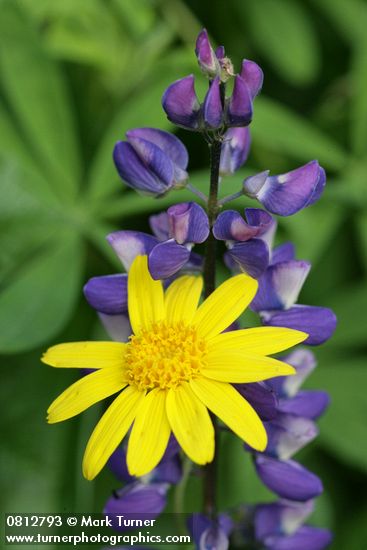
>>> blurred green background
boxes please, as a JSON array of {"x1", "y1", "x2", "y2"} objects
[{"x1": 1, "y1": 0, "x2": 367, "y2": 548}]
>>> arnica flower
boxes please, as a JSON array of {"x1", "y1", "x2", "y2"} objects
[{"x1": 42, "y1": 256, "x2": 307, "y2": 480}]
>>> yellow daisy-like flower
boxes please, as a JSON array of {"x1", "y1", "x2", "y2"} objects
[{"x1": 42, "y1": 255, "x2": 307, "y2": 480}]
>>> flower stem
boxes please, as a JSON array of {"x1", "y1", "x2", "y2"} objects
[
  {"x1": 218, "y1": 189, "x2": 244, "y2": 206},
  {"x1": 202, "y1": 136, "x2": 222, "y2": 518}
]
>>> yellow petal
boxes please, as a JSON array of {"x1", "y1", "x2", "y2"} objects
[
  {"x1": 41, "y1": 341, "x2": 126, "y2": 369},
  {"x1": 165, "y1": 275, "x2": 203, "y2": 325},
  {"x1": 203, "y1": 350, "x2": 295, "y2": 383},
  {"x1": 166, "y1": 381, "x2": 214, "y2": 464},
  {"x1": 190, "y1": 377, "x2": 267, "y2": 451},
  {"x1": 82, "y1": 386, "x2": 145, "y2": 480},
  {"x1": 127, "y1": 389, "x2": 171, "y2": 476},
  {"x1": 128, "y1": 255, "x2": 165, "y2": 334},
  {"x1": 47, "y1": 367, "x2": 127, "y2": 423},
  {"x1": 192, "y1": 274, "x2": 258, "y2": 339},
  {"x1": 208, "y1": 327, "x2": 308, "y2": 356}
]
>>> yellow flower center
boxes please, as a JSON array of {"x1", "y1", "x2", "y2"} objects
[{"x1": 125, "y1": 321, "x2": 208, "y2": 390}]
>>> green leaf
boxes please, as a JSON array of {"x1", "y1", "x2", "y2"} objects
[
  {"x1": 241, "y1": 0, "x2": 320, "y2": 84},
  {"x1": 351, "y1": 41, "x2": 367, "y2": 157},
  {"x1": 0, "y1": 231, "x2": 83, "y2": 353},
  {"x1": 0, "y1": 2, "x2": 80, "y2": 199},
  {"x1": 309, "y1": 359, "x2": 367, "y2": 472},
  {"x1": 253, "y1": 97, "x2": 349, "y2": 170},
  {"x1": 310, "y1": 0, "x2": 367, "y2": 44},
  {"x1": 356, "y1": 214, "x2": 367, "y2": 272}
]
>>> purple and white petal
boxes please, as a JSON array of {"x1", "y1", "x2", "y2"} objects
[
  {"x1": 264, "y1": 415, "x2": 318, "y2": 460},
  {"x1": 251, "y1": 260, "x2": 311, "y2": 312},
  {"x1": 195, "y1": 29, "x2": 220, "y2": 77},
  {"x1": 226, "y1": 75, "x2": 253, "y2": 127},
  {"x1": 127, "y1": 135, "x2": 174, "y2": 186},
  {"x1": 306, "y1": 167, "x2": 326, "y2": 207},
  {"x1": 264, "y1": 526, "x2": 332, "y2": 550},
  {"x1": 98, "y1": 313, "x2": 132, "y2": 343},
  {"x1": 168, "y1": 202, "x2": 210, "y2": 244},
  {"x1": 278, "y1": 391, "x2": 330, "y2": 420},
  {"x1": 267, "y1": 349, "x2": 317, "y2": 398},
  {"x1": 203, "y1": 77, "x2": 223, "y2": 129},
  {"x1": 235, "y1": 382, "x2": 278, "y2": 421},
  {"x1": 254, "y1": 500, "x2": 314, "y2": 540},
  {"x1": 148, "y1": 240, "x2": 191, "y2": 279},
  {"x1": 261, "y1": 305, "x2": 337, "y2": 346},
  {"x1": 271, "y1": 243, "x2": 296, "y2": 265},
  {"x1": 214, "y1": 208, "x2": 273, "y2": 242},
  {"x1": 127, "y1": 128, "x2": 188, "y2": 170},
  {"x1": 243, "y1": 161, "x2": 325, "y2": 216},
  {"x1": 83, "y1": 274, "x2": 127, "y2": 315},
  {"x1": 200, "y1": 526, "x2": 230, "y2": 550},
  {"x1": 104, "y1": 481, "x2": 168, "y2": 522},
  {"x1": 228, "y1": 238, "x2": 269, "y2": 278},
  {"x1": 220, "y1": 127, "x2": 251, "y2": 176},
  {"x1": 255, "y1": 456, "x2": 323, "y2": 501},
  {"x1": 162, "y1": 75, "x2": 201, "y2": 130},
  {"x1": 149, "y1": 211, "x2": 170, "y2": 241},
  {"x1": 107, "y1": 230, "x2": 159, "y2": 271},
  {"x1": 240, "y1": 59, "x2": 264, "y2": 99},
  {"x1": 188, "y1": 514, "x2": 233, "y2": 549},
  {"x1": 113, "y1": 142, "x2": 170, "y2": 196}
]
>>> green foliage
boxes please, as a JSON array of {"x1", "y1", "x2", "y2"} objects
[{"x1": 0, "y1": 0, "x2": 366, "y2": 547}]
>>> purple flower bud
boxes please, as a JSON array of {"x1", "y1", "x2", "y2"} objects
[
  {"x1": 114, "y1": 128, "x2": 188, "y2": 196},
  {"x1": 251, "y1": 260, "x2": 311, "y2": 312},
  {"x1": 243, "y1": 161, "x2": 326, "y2": 216},
  {"x1": 167, "y1": 202, "x2": 210, "y2": 244},
  {"x1": 264, "y1": 414, "x2": 319, "y2": 460},
  {"x1": 235, "y1": 382, "x2": 278, "y2": 421},
  {"x1": 220, "y1": 127, "x2": 251, "y2": 176},
  {"x1": 266, "y1": 349, "x2": 317, "y2": 398},
  {"x1": 278, "y1": 390, "x2": 330, "y2": 420},
  {"x1": 104, "y1": 482, "x2": 168, "y2": 523},
  {"x1": 203, "y1": 77, "x2": 223, "y2": 129},
  {"x1": 214, "y1": 208, "x2": 274, "y2": 242},
  {"x1": 195, "y1": 29, "x2": 221, "y2": 77},
  {"x1": 84, "y1": 274, "x2": 128, "y2": 315},
  {"x1": 264, "y1": 526, "x2": 332, "y2": 550},
  {"x1": 215, "y1": 46, "x2": 225, "y2": 60},
  {"x1": 254, "y1": 499, "x2": 315, "y2": 540},
  {"x1": 240, "y1": 59, "x2": 264, "y2": 99},
  {"x1": 255, "y1": 456, "x2": 323, "y2": 501},
  {"x1": 162, "y1": 75, "x2": 201, "y2": 130},
  {"x1": 107, "y1": 230, "x2": 158, "y2": 271},
  {"x1": 226, "y1": 75, "x2": 253, "y2": 127},
  {"x1": 261, "y1": 305, "x2": 337, "y2": 346}
]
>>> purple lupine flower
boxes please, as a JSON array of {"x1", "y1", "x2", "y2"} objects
[
  {"x1": 195, "y1": 29, "x2": 221, "y2": 78},
  {"x1": 240, "y1": 59, "x2": 264, "y2": 99},
  {"x1": 266, "y1": 349, "x2": 317, "y2": 398},
  {"x1": 263, "y1": 414, "x2": 319, "y2": 460},
  {"x1": 226, "y1": 74, "x2": 253, "y2": 127},
  {"x1": 104, "y1": 482, "x2": 168, "y2": 528},
  {"x1": 148, "y1": 202, "x2": 209, "y2": 279},
  {"x1": 113, "y1": 128, "x2": 189, "y2": 196},
  {"x1": 251, "y1": 248, "x2": 337, "y2": 346},
  {"x1": 203, "y1": 77, "x2": 223, "y2": 129},
  {"x1": 162, "y1": 75, "x2": 201, "y2": 130},
  {"x1": 278, "y1": 391, "x2": 330, "y2": 420},
  {"x1": 243, "y1": 160, "x2": 326, "y2": 216},
  {"x1": 254, "y1": 499, "x2": 315, "y2": 541},
  {"x1": 220, "y1": 127, "x2": 251, "y2": 176},
  {"x1": 235, "y1": 382, "x2": 278, "y2": 421},
  {"x1": 213, "y1": 208, "x2": 275, "y2": 278},
  {"x1": 255, "y1": 456, "x2": 323, "y2": 501},
  {"x1": 188, "y1": 513, "x2": 233, "y2": 550}
]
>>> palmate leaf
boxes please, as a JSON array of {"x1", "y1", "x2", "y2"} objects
[
  {"x1": 0, "y1": 1, "x2": 81, "y2": 200},
  {"x1": 0, "y1": 231, "x2": 83, "y2": 353},
  {"x1": 309, "y1": 358, "x2": 367, "y2": 473},
  {"x1": 239, "y1": 0, "x2": 320, "y2": 85}
]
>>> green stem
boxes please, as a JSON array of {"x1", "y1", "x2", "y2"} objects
[
  {"x1": 174, "y1": 456, "x2": 193, "y2": 534},
  {"x1": 202, "y1": 137, "x2": 222, "y2": 518}
]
